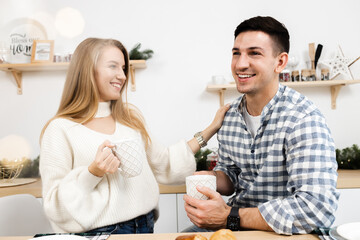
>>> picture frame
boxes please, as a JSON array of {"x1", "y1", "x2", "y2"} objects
[{"x1": 31, "y1": 40, "x2": 54, "y2": 63}]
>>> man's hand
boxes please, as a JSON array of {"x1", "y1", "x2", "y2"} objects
[{"x1": 183, "y1": 185, "x2": 231, "y2": 230}]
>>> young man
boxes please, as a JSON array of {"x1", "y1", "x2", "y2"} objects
[{"x1": 183, "y1": 16, "x2": 339, "y2": 235}]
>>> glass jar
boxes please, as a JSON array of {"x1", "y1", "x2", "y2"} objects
[
  {"x1": 279, "y1": 69, "x2": 291, "y2": 82},
  {"x1": 321, "y1": 68, "x2": 330, "y2": 81},
  {"x1": 291, "y1": 70, "x2": 300, "y2": 82}
]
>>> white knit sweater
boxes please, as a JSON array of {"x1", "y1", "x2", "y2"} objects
[{"x1": 40, "y1": 118, "x2": 196, "y2": 233}]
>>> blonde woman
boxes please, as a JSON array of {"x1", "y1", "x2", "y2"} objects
[{"x1": 40, "y1": 38, "x2": 230, "y2": 234}]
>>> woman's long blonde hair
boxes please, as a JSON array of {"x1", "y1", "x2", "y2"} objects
[{"x1": 40, "y1": 38, "x2": 151, "y2": 146}]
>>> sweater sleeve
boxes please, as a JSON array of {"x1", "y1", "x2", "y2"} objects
[
  {"x1": 40, "y1": 119, "x2": 109, "y2": 232},
  {"x1": 146, "y1": 137, "x2": 196, "y2": 185}
]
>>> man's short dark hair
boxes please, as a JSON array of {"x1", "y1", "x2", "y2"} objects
[{"x1": 234, "y1": 16, "x2": 290, "y2": 55}]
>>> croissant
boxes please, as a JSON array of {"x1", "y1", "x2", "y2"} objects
[
  {"x1": 175, "y1": 234, "x2": 208, "y2": 240},
  {"x1": 210, "y1": 229, "x2": 236, "y2": 240}
]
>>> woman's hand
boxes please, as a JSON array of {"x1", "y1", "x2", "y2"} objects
[
  {"x1": 209, "y1": 103, "x2": 231, "y2": 132},
  {"x1": 88, "y1": 140, "x2": 121, "y2": 177},
  {"x1": 187, "y1": 104, "x2": 230, "y2": 154}
]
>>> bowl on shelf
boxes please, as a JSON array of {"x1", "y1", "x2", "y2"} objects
[{"x1": 0, "y1": 157, "x2": 26, "y2": 182}]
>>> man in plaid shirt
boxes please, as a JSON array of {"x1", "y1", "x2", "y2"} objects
[{"x1": 184, "y1": 16, "x2": 339, "y2": 235}]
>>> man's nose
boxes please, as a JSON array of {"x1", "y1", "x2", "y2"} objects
[{"x1": 235, "y1": 54, "x2": 250, "y2": 70}]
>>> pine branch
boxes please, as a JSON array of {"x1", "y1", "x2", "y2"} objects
[{"x1": 129, "y1": 43, "x2": 154, "y2": 60}]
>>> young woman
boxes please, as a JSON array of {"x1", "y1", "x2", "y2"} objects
[{"x1": 39, "y1": 38, "x2": 230, "y2": 234}]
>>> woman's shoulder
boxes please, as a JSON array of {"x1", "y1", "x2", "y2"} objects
[{"x1": 45, "y1": 117, "x2": 79, "y2": 134}]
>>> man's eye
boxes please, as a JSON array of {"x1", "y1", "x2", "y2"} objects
[
  {"x1": 232, "y1": 52, "x2": 240, "y2": 56},
  {"x1": 250, "y1": 51, "x2": 261, "y2": 56}
]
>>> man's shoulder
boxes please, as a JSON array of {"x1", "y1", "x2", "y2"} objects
[{"x1": 280, "y1": 85, "x2": 323, "y2": 117}]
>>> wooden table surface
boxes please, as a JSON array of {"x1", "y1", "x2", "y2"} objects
[{"x1": 0, "y1": 231, "x2": 319, "y2": 240}]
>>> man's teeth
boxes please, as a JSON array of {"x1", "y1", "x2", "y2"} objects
[{"x1": 238, "y1": 74, "x2": 253, "y2": 78}]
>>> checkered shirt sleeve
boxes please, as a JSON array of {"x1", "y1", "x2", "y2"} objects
[{"x1": 214, "y1": 84, "x2": 340, "y2": 235}]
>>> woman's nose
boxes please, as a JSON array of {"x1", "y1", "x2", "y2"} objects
[{"x1": 116, "y1": 69, "x2": 126, "y2": 80}]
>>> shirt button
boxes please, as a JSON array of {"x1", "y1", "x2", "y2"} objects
[{"x1": 251, "y1": 149, "x2": 255, "y2": 154}]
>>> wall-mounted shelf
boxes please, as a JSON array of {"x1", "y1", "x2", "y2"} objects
[
  {"x1": 207, "y1": 79, "x2": 360, "y2": 109},
  {"x1": 0, "y1": 60, "x2": 147, "y2": 94}
]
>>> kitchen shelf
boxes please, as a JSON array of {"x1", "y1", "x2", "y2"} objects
[
  {"x1": 0, "y1": 59, "x2": 147, "y2": 94},
  {"x1": 1, "y1": 170, "x2": 358, "y2": 198},
  {"x1": 207, "y1": 79, "x2": 360, "y2": 109}
]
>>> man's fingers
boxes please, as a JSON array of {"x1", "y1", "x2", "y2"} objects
[{"x1": 196, "y1": 186, "x2": 218, "y2": 200}]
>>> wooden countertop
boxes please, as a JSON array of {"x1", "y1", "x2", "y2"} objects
[
  {"x1": 0, "y1": 170, "x2": 359, "y2": 198},
  {"x1": 0, "y1": 231, "x2": 318, "y2": 240}
]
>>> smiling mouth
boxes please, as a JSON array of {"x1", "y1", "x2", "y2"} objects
[
  {"x1": 237, "y1": 74, "x2": 255, "y2": 79},
  {"x1": 110, "y1": 82, "x2": 122, "y2": 89}
]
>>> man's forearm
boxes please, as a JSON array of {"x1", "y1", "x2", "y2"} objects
[
  {"x1": 239, "y1": 207, "x2": 273, "y2": 231},
  {"x1": 214, "y1": 171, "x2": 234, "y2": 196}
]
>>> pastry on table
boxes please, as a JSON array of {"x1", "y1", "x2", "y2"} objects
[
  {"x1": 210, "y1": 229, "x2": 236, "y2": 240},
  {"x1": 175, "y1": 234, "x2": 208, "y2": 240}
]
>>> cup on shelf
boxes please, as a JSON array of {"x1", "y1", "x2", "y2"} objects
[{"x1": 212, "y1": 75, "x2": 226, "y2": 85}]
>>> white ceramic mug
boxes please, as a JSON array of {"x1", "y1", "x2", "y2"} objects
[
  {"x1": 113, "y1": 138, "x2": 144, "y2": 178},
  {"x1": 186, "y1": 175, "x2": 216, "y2": 200},
  {"x1": 211, "y1": 75, "x2": 226, "y2": 85}
]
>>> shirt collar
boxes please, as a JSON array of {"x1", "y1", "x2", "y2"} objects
[{"x1": 233, "y1": 84, "x2": 286, "y2": 120}]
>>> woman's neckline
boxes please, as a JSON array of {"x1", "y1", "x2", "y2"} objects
[{"x1": 95, "y1": 101, "x2": 111, "y2": 118}]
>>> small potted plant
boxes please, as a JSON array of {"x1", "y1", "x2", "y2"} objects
[
  {"x1": 336, "y1": 144, "x2": 360, "y2": 169},
  {"x1": 194, "y1": 148, "x2": 218, "y2": 171},
  {"x1": 129, "y1": 43, "x2": 154, "y2": 60}
]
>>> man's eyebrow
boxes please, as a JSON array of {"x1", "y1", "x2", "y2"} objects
[
  {"x1": 249, "y1": 46, "x2": 264, "y2": 51},
  {"x1": 232, "y1": 46, "x2": 264, "y2": 51}
]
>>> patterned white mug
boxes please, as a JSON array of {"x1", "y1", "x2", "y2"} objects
[
  {"x1": 113, "y1": 138, "x2": 144, "y2": 178},
  {"x1": 186, "y1": 175, "x2": 216, "y2": 200}
]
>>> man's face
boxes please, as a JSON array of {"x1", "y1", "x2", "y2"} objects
[{"x1": 231, "y1": 31, "x2": 285, "y2": 96}]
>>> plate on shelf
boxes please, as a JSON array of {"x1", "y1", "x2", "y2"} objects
[
  {"x1": 2, "y1": 18, "x2": 48, "y2": 63},
  {"x1": 330, "y1": 222, "x2": 360, "y2": 240}
]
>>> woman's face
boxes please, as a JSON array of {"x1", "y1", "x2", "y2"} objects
[{"x1": 95, "y1": 45, "x2": 126, "y2": 102}]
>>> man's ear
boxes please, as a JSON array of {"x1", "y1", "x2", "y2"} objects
[{"x1": 275, "y1": 52, "x2": 288, "y2": 73}]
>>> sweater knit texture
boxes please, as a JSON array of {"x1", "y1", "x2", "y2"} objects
[{"x1": 40, "y1": 117, "x2": 196, "y2": 233}]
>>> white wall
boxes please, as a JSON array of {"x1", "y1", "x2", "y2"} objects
[{"x1": 1, "y1": 0, "x2": 360, "y2": 158}]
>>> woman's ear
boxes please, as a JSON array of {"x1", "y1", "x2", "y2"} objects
[{"x1": 275, "y1": 52, "x2": 288, "y2": 73}]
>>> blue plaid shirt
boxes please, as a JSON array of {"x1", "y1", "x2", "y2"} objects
[{"x1": 214, "y1": 84, "x2": 339, "y2": 235}]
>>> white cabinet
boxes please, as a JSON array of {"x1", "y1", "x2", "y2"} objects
[
  {"x1": 176, "y1": 194, "x2": 193, "y2": 232},
  {"x1": 332, "y1": 188, "x2": 360, "y2": 227},
  {"x1": 154, "y1": 194, "x2": 178, "y2": 233}
]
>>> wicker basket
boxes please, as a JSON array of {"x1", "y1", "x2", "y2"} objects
[{"x1": 0, "y1": 158, "x2": 26, "y2": 182}]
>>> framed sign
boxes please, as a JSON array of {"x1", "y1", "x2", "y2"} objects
[
  {"x1": 31, "y1": 40, "x2": 54, "y2": 63},
  {"x1": 3, "y1": 18, "x2": 48, "y2": 63}
]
